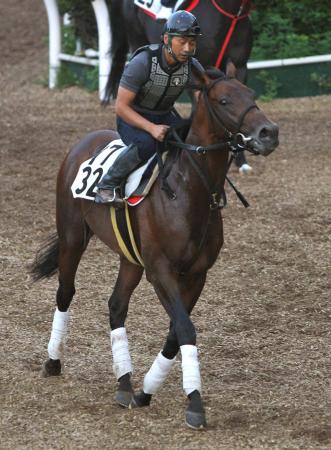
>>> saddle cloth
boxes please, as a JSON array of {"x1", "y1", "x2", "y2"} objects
[
  {"x1": 71, "y1": 139, "x2": 164, "y2": 206},
  {"x1": 133, "y1": 0, "x2": 185, "y2": 18}
]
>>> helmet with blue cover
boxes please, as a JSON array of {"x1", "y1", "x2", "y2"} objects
[
  {"x1": 162, "y1": 11, "x2": 202, "y2": 60},
  {"x1": 163, "y1": 11, "x2": 202, "y2": 37}
]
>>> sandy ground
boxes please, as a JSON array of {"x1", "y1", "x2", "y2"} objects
[{"x1": 0, "y1": 1, "x2": 330, "y2": 449}]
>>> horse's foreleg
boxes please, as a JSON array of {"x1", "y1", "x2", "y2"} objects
[
  {"x1": 136, "y1": 270, "x2": 207, "y2": 429},
  {"x1": 109, "y1": 257, "x2": 144, "y2": 408},
  {"x1": 133, "y1": 323, "x2": 177, "y2": 408}
]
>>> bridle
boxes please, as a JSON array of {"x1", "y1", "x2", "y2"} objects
[
  {"x1": 164, "y1": 75, "x2": 257, "y2": 274},
  {"x1": 165, "y1": 75, "x2": 259, "y2": 211},
  {"x1": 168, "y1": 76, "x2": 259, "y2": 157},
  {"x1": 202, "y1": 76, "x2": 259, "y2": 155},
  {"x1": 209, "y1": 0, "x2": 252, "y2": 69}
]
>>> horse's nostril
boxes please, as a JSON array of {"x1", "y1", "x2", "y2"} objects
[
  {"x1": 259, "y1": 125, "x2": 278, "y2": 141},
  {"x1": 259, "y1": 127, "x2": 270, "y2": 140}
]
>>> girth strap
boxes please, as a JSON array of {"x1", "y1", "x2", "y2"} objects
[{"x1": 110, "y1": 204, "x2": 144, "y2": 267}]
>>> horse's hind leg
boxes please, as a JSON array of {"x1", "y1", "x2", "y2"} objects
[
  {"x1": 42, "y1": 210, "x2": 92, "y2": 377},
  {"x1": 108, "y1": 257, "x2": 144, "y2": 408}
]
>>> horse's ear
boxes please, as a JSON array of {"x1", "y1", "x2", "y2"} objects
[
  {"x1": 225, "y1": 59, "x2": 237, "y2": 78},
  {"x1": 191, "y1": 60, "x2": 210, "y2": 89}
]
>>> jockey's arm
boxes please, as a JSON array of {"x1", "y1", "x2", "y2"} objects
[{"x1": 115, "y1": 87, "x2": 170, "y2": 142}]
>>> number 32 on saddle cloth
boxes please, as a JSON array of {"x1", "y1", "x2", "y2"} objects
[{"x1": 71, "y1": 139, "x2": 166, "y2": 206}]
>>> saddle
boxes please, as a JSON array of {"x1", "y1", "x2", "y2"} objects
[{"x1": 71, "y1": 120, "x2": 191, "y2": 206}]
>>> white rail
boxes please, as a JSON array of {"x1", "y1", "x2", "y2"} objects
[
  {"x1": 248, "y1": 54, "x2": 331, "y2": 70},
  {"x1": 92, "y1": 0, "x2": 111, "y2": 100},
  {"x1": 43, "y1": 0, "x2": 61, "y2": 88},
  {"x1": 43, "y1": 0, "x2": 111, "y2": 100},
  {"x1": 59, "y1": 53, "x2": 98, "y2": 66}
]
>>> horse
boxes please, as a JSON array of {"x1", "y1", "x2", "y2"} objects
[
  {"x1": 105, "y1": 0, "x2": 254, "y2": 172},
  {"x1": 106, "y1": 0, "x2": 253, "y2": 99},
  {"x1": 30, "y1": 63, "x2": 279, "y2": 430}
]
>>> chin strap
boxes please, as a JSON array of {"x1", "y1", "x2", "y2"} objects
[{"x1": 167, "y1": 45, "x2": 182, "y2": 64}]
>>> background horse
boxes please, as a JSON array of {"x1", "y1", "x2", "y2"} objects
[
  {"x1": 105, "y1": 0, "x2": 254, "y2": 171},
  {"x1": 31, "y1": 64, "x2": 278, "y2": 430},
  {"x1": 106, "y1": 0, "x2": 253, "y2": 100}
]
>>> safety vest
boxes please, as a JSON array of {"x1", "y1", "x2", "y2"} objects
[{"x1": 133, "y1": 44, "x2": 190, "y2": 112}]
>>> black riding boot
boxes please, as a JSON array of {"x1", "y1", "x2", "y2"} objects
[{"x1": 95, "y1": 144, "x2": 143, "y2": 207}]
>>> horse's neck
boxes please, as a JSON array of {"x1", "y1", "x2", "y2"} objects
[{"x1": 183, "y1": 101, "x2": 229, "y2": 191}]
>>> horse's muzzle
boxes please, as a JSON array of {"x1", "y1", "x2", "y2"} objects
[{"x1": 249, "y1": 122, "x2": 279, "y2": 156}]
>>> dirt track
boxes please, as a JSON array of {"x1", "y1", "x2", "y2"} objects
[{"x1": 0, "y1": 1, "x2": 330, "y2": 449}]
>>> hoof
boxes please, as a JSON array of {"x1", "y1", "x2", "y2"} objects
[
  {"x1": 41, "y1": 358, "x2": 61, "y2": 377},
  {"x1": 132, "y1": 391, "x2": 152, "y2": 408},
  {"x1": 239, "y1": 163, "x2": 253, "y2": 175},
  {"x1": 185, "y1": 409, "x2": 207, "y2": 430},
  {"x1": 115, "y1": 390, "x2": 135, "y2": 409}
]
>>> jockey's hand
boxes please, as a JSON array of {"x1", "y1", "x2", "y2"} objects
[{"x1": 149, "y1": 124, "x2": 170, "y2": 142}]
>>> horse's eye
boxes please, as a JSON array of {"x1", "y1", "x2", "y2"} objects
[{"x1": 219, "y1": 97, "x2": 227, "y2": 105}]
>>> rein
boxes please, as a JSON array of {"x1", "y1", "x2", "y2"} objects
[
  {"x1": 164, "y1": 75, "x2": 257, "y2": 274},
  {"x1": 168, "y1": 128, "x2": 250, "y2": 209}
]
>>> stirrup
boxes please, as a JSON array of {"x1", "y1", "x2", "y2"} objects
[{"x1": 94, "y1": 187, "x2": 123, "y2": 206}]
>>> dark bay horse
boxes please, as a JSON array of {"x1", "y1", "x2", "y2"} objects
[
  {"x1": 31, "y1": 64, "x2": 278, "y2": 430},
  {"x1": 106, "y1": 0, "x2": 254, "y2": 171}
]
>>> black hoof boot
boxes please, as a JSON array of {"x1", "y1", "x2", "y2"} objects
[
  {"x1": 185, "y1": 390, "x2": 207, "y2": 430},
  {"x1": 41, "y1": 358, "x2": 61, "y2": 377},
  {"x1": 115, "y1": 373, "x2": 135, "y2": 408},
  {"x1": 115, "y1": 390, "x2": 135, "y2": 408},
  {"x1": 132, "y1": 391, "x2": 152, "y2": 408},
  {"x1": 185, "y1": 409, "x2": 207, "y2": 430}
]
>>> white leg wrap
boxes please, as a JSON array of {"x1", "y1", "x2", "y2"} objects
[
  {"x1": 111, "y1": 327, "x2": 132, "y2": 380},
  {"x1": 143, "y1": 351, "x2": 176, "y2": 395},
  {"x1": 47, "y1": 308, "x2": 70, "y2": 360},
  {"x1": 180, "y1": 345, "x2": 201, "y2": 395}
]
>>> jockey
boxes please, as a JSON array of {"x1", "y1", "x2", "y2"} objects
[{"x1": 95, "y1": 11, "x2": 203, "y2": 206}]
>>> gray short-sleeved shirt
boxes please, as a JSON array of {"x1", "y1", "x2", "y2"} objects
[
  {"x1": 119, "y1": 50, "x2": 150, "y2": 94},
  {"x1": 119, "y1": 46, "x2": 204, "y2": 95}
]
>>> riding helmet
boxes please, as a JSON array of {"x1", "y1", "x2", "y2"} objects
[{"x1": 163, "y1": 11, "x2": 202, "y2": 37}]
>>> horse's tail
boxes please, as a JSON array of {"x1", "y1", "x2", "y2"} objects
[
  {"x1": 103, "y1": 0, "x2": 129, "y2": 103},
  {"x1": 30, "y1": 233, "x2": 59, "y2": 281}
]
